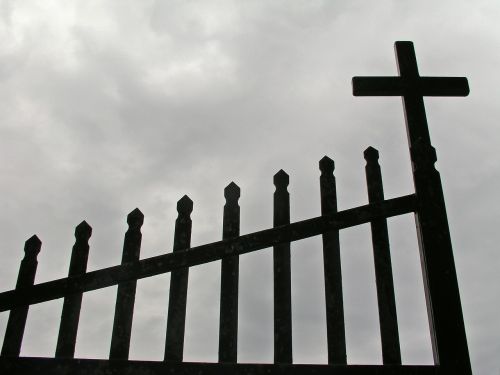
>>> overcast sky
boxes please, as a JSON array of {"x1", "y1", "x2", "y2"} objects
[{"x1": 0, "y1": 1, "x2": 498, "y2": 374}]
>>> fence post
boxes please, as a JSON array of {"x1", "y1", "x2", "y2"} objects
[
  {"x1": 55, "y1": 221, "x2": 92, "y2": 358},
  {"x1": 1, "y1": 235, "x2": 41, "y2": 357},
  {"x1": 109, "y1": 208, "x2": 144, "y2": 360},
  {"x1": 218, "y1": 182, "x2": 240, "y2": 363},
  {"x1": 273, "y1": 170, "x2": 292, "y2": 364},
  {"x1": 411, "y1": 139, "x2": 472, "y2": 372},
  {"x1": 364, "y1": 147, "x2": 401, "y2": 364},
  {"x1": 164, "y1": 195, "x2": 193, "y2": 362},
  {"x1": 319, "y1": 156, "x2": 346, "y2": 364}
]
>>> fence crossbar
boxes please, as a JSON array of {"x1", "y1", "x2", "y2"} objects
[
  {"x1": 0, "y1": 357, "x2": 440, "y2": 375},
  {"x1": 0, "y1": 193, "x2": 416, "y2": 312}
]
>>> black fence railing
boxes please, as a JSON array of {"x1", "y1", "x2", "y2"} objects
[{"x1": 0, "y1": 41, "x2": 473, "y2": 375}]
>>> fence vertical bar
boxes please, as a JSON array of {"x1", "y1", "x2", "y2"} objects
[
  {"x1": 55, "y1": 221, "x2": 92, "y2": 358},
  {"x1": 1, "y1": 235, "x2": 41, "y2": 357},
  {"x1": 218, "y1": 182, "x2": 240, "y2": 363},
  {"x1": 273, "y1": 170, "x2": 292, "y2": 364},
  {"x1": 109, "y1": 208, "x2": 144, "y2": 359},
  {"x1": 164, "y1": 195, "x2": 193, "y2": 362},
  {"x1": 364, "y1": 147, "x2": 401, "y2": 364},
  {"x1": 319, "y1": 156, "x2": 346, "y2": 364}
]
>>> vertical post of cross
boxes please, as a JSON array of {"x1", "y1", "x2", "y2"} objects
[
  {"x1": 218, "y1": 182, "x2": 241, "y2": 363},
  {"x1": 273, "y1": 170, "x2": 292, "y2": 364},
  {"x1": 319, "y1": 156, "x2": 346, "y2": 364},
  {"x1": 353, "y1": 41, "x2": 471, "y2": 373},
  {"x1": 164, "y1": 195, "x2": 193, "y2": 362},
  {"x1": 1, "y1": 235, "x2": 41, "y2": 357}
]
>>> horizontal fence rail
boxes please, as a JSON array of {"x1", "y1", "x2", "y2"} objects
[
  {"x1": 0, "y1": 193, "x2": 415, "y2": 312},
  {"x1": 0, "y1": 358, "x2": 441, "y2": 375}
]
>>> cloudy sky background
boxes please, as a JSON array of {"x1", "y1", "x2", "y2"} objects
[{"x1": 0, "y1": 1, "x2": 498, "y2": 374}]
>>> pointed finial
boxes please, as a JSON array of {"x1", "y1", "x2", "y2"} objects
[
  {"x1": 364, "y1": 147, "x2": 379, "y2": 162},
  {"x1": 127, "y1": 208, "x2": 144, "y2": 229},
  {"x1": 177, "y1": 195, "x2": 193, "y2": 215},
  {"x1": 319, "y1": 156, "x2": 335, "y2": 174},
  {"x1": 75, "y1": 221, "x2": 92, "y2": 240},
  {"x1": 273, "y1": 169, "x2": 289, "y2": 188},
  {"x1": 24, "y1": 235, "x2": 41, "y2": 258},
  {"x1": 224, "y1": 182, "x2": 240, "y2": 202}
]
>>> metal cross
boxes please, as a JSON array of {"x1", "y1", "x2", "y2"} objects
[
  {"x1": 352, "y1": 41, "x2": 469, "y2": 149},
  {"x1": 352, "y1": 42, "x2": 472, "y2": 373}
]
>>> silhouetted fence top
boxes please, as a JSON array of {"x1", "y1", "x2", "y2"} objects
[{"x1": 0, "y1": 42, "x2": 472, "y2": 375}]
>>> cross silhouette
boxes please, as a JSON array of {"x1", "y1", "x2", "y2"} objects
[
  {"x1": 352, "y1": 41, "x2": 469, "y2": 148},
  {"x1": 352, "y1": 42, "x2": 472, "y2": 373}
]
